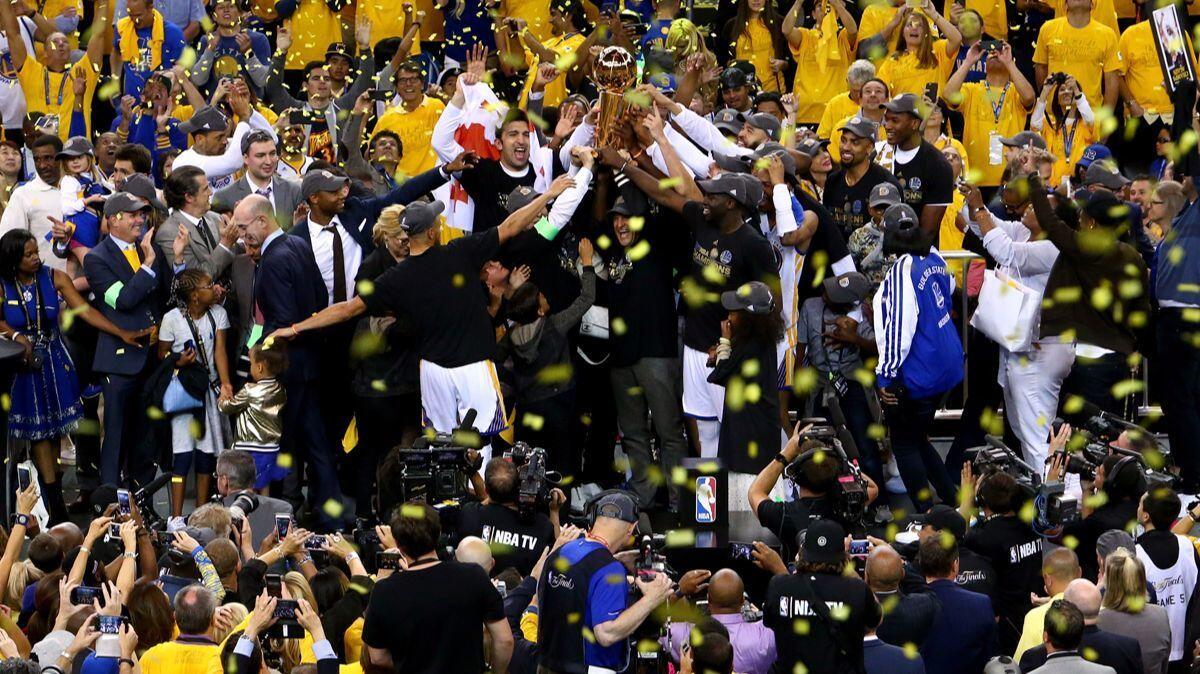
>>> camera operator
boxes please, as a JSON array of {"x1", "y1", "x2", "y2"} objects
[
  {"x1": 458, "y1": 457, "x2": 564, "y2": 577},
  {"x1": 749, "y1": 425, "x2": 877, "y2": 559},
  {"x1": 362, "y1": 501, "x2": 514, "y2": 674},
  {"x1": 760, "y1": 519, "x2": 881, "y2": 673},
  {"x1": 537, "y1": 491, "x2": 674, "y2": 674},
  {"x1": 215, "y1": 451, "x2": 293, "y2": 548},
  {"x1": 961, "y1": 467, "x2": 1045, "y2": 653}
]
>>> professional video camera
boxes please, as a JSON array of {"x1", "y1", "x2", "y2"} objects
[
  {"x1": 1049, "y1": 417, "x2": 1177, "y2": 490},
  {"x1": 795, "y1": 421, "x2": 869, "y2": 526},
  {"x1": 392, "y1": 410, "x2": 484, "y2": 505},
  {"x1": 505, "y1": 443, "x2": 562, "y2": 521},
  {"x1": 635, "y1": 534, "x2": 674, "y2": 581},
  {"x1": 966, "y1": 436, "x2": 1077, "y2": 531}
]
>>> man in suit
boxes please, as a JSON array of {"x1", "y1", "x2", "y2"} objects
[
  {"x1": 216, "y1": 450, "x2": 292, "y2": 548},
  {"x1": 864, "y1": 632, "x2": 925, "y2": 674},
  {"x1": 1018, "y1": 580, "x2": 1141, "y2": 674},
  {"x1": 157, "y1": 166, "x2": 239, "y2": 280},
  {"x1": 232, "y1": 193, "x2": 341, "y2": 530},
  {"x1": 83, "y1": 193, "x2": 171, "y2": 487},
  {"x1": 225, "y1": 244, "x2": 260, "y2": 384},
  {"x1": 919, "y1": 535, "x2": 1000, "y2": 674},
  {"x1": 866, "y1": 543, "x2": 939, "y2": 649},
  {"x1": 212, "y1": 130, "x2": 303, "y2": 228},
  {"x1": 1028, "y1": 600, "x2": 1117, "y2": 674}
]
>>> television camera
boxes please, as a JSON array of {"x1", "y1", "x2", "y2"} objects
[
  {"x1": 786, "y1": 421, "x2": 869, "y2": 526},
  {"x1": 505, "y1": 442, "x2": 562, "y2": 521},
  {"x1": 967, "y1": 436, "x2": 1077, "y2": 532}
]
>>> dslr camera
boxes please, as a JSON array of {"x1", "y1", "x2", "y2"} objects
[
  {"x1": 635, "y1": 534, "x2": 673, "y2": 582},
  {"x1": 505, "y1": 443, "x2": 562, "y2": 521}
]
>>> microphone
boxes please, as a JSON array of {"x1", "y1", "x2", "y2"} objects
[
  {"x1": 133, "y1": 473, "x2": 173, "y2": 503},
  {"x1": 459, "y1": 408, "x2": 478, "y2": 432}
]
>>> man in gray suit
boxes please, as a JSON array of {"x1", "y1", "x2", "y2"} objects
[
  {"x1": 217, "y1": 450, "x2": 293, "y2": 549},
  {"x1": 1029, "y1": 600, "x2": 1116, "y2": 674},
  {"x1": 212, "y1": 129, "x2": 303, "y2": 228},
  {"x1": 158, "y1": 165, "x2": 239, "y2": 279}
]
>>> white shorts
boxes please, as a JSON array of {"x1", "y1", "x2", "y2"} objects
[
  {"x1": 419, "y1": 359, "x2": 508, "y2": 436},
  {"x1": 776, "y1": 337, "x2": 794, "y2": 392},
  {"x1": 683, "y1": 345, "x2": 724, "y2": 421}
]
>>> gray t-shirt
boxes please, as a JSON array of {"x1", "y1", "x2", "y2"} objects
[
  {"x1": 1096, "y1": 605, "x2": 1171, "y2": 674},
  {"x1": 796, "y1": 297, "x2": 874, "y2": 379}
]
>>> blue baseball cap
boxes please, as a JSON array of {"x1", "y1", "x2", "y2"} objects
[
  {"x1": 646, "y1": 72, "x2": 676, "y2": 94},
  {"x1": 1077, "y1": 143, "x2": 1112, "y2": 169}
]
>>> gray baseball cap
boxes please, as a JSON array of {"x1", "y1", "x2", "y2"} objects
[
  {"x1": 120, "y1": 173, "x2": 166, "y2": 212},
  {"x1": 178, "y1": 106, "x2": 229, "y2": 135},
  {"x1": 505, "y1": 184, "x2": 542, "y2": 214},
  {"x1": 400, "y1": 200, "x2": 445, "y2": 235},
  {"x1": 822, "y1": 271, "x2": 871, "y2": 305},
  {"x1": 882, "y1": 93, "x2": 923, "y2": 118},
  {"x1": 753, "y1": 141, "x2": 796, "y2": 177},
  {"x1": 696, "y1": 172, "x2": 764, "y2": 208},
  {"x1": 869, "y1": 182, "x2": 902, "y2": 209},
  {"x1": 713, "y1": 152, "x2": 752, "y2": 174},
  {"x1": 102, "y1": 192, "x2": 150, "y2": 216},
  {"x1": 591, "y1": 490, "x2": 640, "y2": 524},
  {"x1": 56, "y1": 136, "x2": 94, "y2": 159},
  {"x1": 738, "y1": 112, "x2": 781, "y2": 142},
  {"x1": 713, "y1": 108, "x2": 742, "y2": 135},
  {"x1": 721, "y1": 280, "x2": 775, "y2": 314},
  {"x1": 1083, "y1": 162, "x2": 1130, "y2": 190},
  {"x1": 999, "y1": 130, "x2": 1047, "y2": 150},
  {"x1": 794, "y1": 137, "x2": 829, "y2": 159},
  {"x1": 883, "y1": 203, "x2": 919, "y2": 230},
  {"x1": 301, "y1": 169, "x2": 349, "y2": 200},
  {"x1": 1096, "y1": 529, "x2": 1136, "y2": 560},
  {"x1": 839, "y1": 115, "x2": 878, "y2": 141}
]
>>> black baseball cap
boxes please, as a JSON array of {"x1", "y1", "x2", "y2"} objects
[
  {"x1": 839, "y1": 115, "x2": 878, "y2": 141},
  {"x1": 57, "y1": 136, "x2": 94, "y2": 159},
  {"x1": 122, "y1": 173, "x2": 167, "y2": 212},
  {"x1": 400, "y1": 200, "x2": 445, "y2": 235},
  {"x1": 713, "y1": 108, "x2": 742, "y2": 136},
  {"x1": 506, "y1": 185, "x2": 542, "y2": 214},
  {"x1": 696, "y1": 172, "x2": 763, "y2": 208},
  {"x1": 737, "y1": 112, "x2": 781, "y2": 141},
  {"x1": 883, "y1": 93, "x2": 923, "y2": 119},
  {"x1": 102, "y1": 192, "x2": 150, "y2": 216},
  {"x1": 301, "y1": 169, "x2": 349, "y2": 200},
  {"x1": 999, "y1": 130, "x2": 1047, "y2": 150},
  {"x1": 822, "y1": 272, "x2": 870, "y2": 305},
  {"x1": 801, "y1": 519, "x2": 845, "y2": 564},
  {"x1": 592, "y1": 490, "x2": 640, "y2": 524},
  {"x1": 608, "y1": 195, "x2": 644, "y2": 218},
  {"x1": 754, "y1": 141, "x2": 796, "y2": 177},
  {"x1": 178, "y1": 106, "x2": 229, "y2": 135},
  {"x1": 883, "y1": 203, "x2": 919, "y2": 230},
  {"x1": 922, "y1": 504, "x2": 967, "y2": 541},
  {"x1": 721, "y1": 281, "x2": 775, "y2": 314},
  {"x1": 325, "y1": 42, "x2": 352, "y2": 61}
]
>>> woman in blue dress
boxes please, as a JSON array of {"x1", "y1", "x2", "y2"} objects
[{"x1": 0, "y1": 230, "x2": 144, "y2": 523}]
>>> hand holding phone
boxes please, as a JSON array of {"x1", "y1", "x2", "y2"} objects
[{"x1": 16, "y1": 466, "x2": 30, "y2": 491}]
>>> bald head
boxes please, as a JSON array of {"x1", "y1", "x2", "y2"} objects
[
  {"x1": 866, "y1": 545, "x2": 904, "y2": 593},
  {"x1": 1043, "y1": 548, "x2": 1081, "y2": 594},
  {"x1": 48, "y1": 522, "x2": 83, "y2": 553},
  {"x1": 1063, "y1": 579, "x2": 1102, "y2": 622},
  {"x1": 706, "y1": 569, "x2": 744, "y2": 613},
  {"x1": 455, "y1": 536, "x2": 494, "y2": 573},
  {"x1": 235, "y1": 194, "x2": 278, "y2": 248}
]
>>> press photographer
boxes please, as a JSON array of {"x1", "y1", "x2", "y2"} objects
[
  {"x1": 215, "y1": 451, "x2": 293, "y2": 549},
  {"x1": 749, "y1": 423, "x2": 878, "y2": 558},
  {"x1": 537, "y1": 490, "x2": 674, "y2": 674},
  {"x1": 458, "y1": 455, "x2": 565, "y2": 577}
]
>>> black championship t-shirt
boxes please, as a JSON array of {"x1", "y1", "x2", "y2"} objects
[
  {"x1": 606, "y1": 217, "x2": 679, "y2": 367},
  {"x1": 964, "y1": 515, "x2": 1043, "y2": 638},
  {"x1": 823, "y1": 164, "x2": 902, "y2": 237},
  {"x1": 766, "y1": 572, "x2": 881, "y2": 674},
  {"x1": 457, "y1": 501, "x2": 555, "y2": 577},
  {"x1": 362, "y1": 228, "x2": 500, "y2": 368},
  {"x1": 680, "y1": 201, "x2": 778, "y2": 352},
  {"x1": 457, "y1": 159, "x2": 538, "y2": 234},
  {"x1": 794, "y1": 191, "x2": 852, "y2": 306},
  {"x1": 362, "y1": 560, "x2": 505, "y2": 674},
  {"x1": 890, "y1": 141, "x2": 955, "y2": 215}
]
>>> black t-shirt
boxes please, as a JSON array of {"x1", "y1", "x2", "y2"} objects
[
  {"x1": 794, "y1": 191, "x2": 852, "y2": 306},
  {"x1": 362, "y1": 560, "x2": 505, "y2": 674},
  {"x1": 363, "y1": 229, "x2": 500, "y2": 368},
  {"x1": 766, "y1": 571, "x2": 881, "y2": 674},
  {"x1": 756, "y1": 495, "x2": 859, "y2": 560},
  {"x1": 822, "y1": 164, "x2": 902, "y2": 237},
  {"x1": 457, "y1": 501, "x2": 555, "y2": 577},
  {"x1": 680, "y1": 201, "x2": 778, "y2": 352},
  {"x1": 890, "y1": 141, "x2": 955, "y2": 216},
  {"x1": 457, "y1": 159, "x2": 538, "y2": 234},
  {"x1": 1061, "y1": 499, "x2": 1139, "y2": 581},
  {"x1": 964, "y1": 515, "x2": 1043, "y2": 635},
  {"x1": 605, "y1": 217, "x2": 679, "y2": 367}
]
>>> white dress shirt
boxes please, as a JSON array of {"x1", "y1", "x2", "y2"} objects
[
  {"x1": 308, "y1": 215, "x2": 361, "y2": 305},
  {"x1": 0, "y1": 176, "x2": 65, "y2": 270}
]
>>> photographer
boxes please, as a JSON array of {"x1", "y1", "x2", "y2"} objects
[
  {"x1": 961, "y1": 468, "x2": 1045, "y2": 653},
  {"x1": 761, "y1": 519, "x2": 881, "y2": 673},
  {"x1": 216, "y1": 451, "x2": 293, "y2": 548},
  {"x1": 458, "y1": 457, "x2": 563, "y2": 577},
  {"x1": 363, "y1": 501, "x2": 513, "y2": 673},
  {"x1": 537, "y1": 491, "x2": 674, "y2": 674}
]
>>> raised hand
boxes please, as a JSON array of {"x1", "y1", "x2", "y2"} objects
[
  {"x1": 172, "y1": 225, "x2": 190, "y2": 264},
  {"x1": 355, "y1": 14, "x2": 372, "y2": 48},
  {"x1": 276, "y1": 21, "x2": 292, "y2": 52},
  {"x1": 546, "y1": 174, "x2": 575, "y2": 198}
]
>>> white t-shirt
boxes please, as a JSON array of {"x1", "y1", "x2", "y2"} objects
[
  {"x1": 159, "y1": 305, "x2": 230, "y2": 381},
  {"x1": 0, "y1": 17, "x2": 37, "y2": 130}
]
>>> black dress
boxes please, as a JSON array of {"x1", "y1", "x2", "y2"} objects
[{"x1": 708, "y1": 336, "x2": 781, "y2": 474}]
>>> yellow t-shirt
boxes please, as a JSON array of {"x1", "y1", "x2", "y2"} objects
[
  {"x1": 17, "y1": 54, "x2": 97, "y2": 140},
  {"x1": 204, "y1": 613, "x2": 318, "y2": 674},
  {"x1": 359, "y1": 0, "x2": 420, "y2": 54},
  {"x1": 35, "y1": 0, "x2": 84, "y2": 51},
  {"x1": 1119, "y1": 21, "x2": 1190, "y2": 116},
  {"x1": 521, "y1": 32, "x2": 586, "y2": 107},
  {"x1": 790, "y1": 27, "x2": 852, "y2": 124},
  {"x1": 506, "y1": 0, "x2": 553, "y2": 42},
  {"x1": 1040, "y1": 116, "x2": 1099, "y2": 186},
  {"x1": 876, "y1": 38, "x2": 954, "y2": 97},
  {"x1": 1050, "y1": 0, "x2": 1119, "y2": 37},
  {"x1": 946, "y1": 80, "x2": 1030, "y2": 186},
  {"x1": 816, "y1": 91, "x2": 860, "y2": 139},
  {"x1": 933, "y1": 134, "x2": 968, "y2": 169},
  {"x1": 372, "y1": 94, "x2": 446, "y2": 179},
  {"x1": 858, "y1": 3, "x2": 900, "y2": 58},
  {"x1": 140, "y1": 640, "x2": 220, "y2": 674},
  {"x1": 939, "y1": 189, "x2": 970, "y2": 280},
  {"x1": 737, "y1": 18, "x2": 783, "y2": 92},
  {"x1": 284, "y1": 0, "x2": 343, "y2": 71},
  {"x1": 1032, "y1": 18, "x2": 1121, "y2": 105},
  {"x1": 945, "y1": 0, "x2": 1006, "y2": 39},
  {"x1": 828, "y1": 111, "x2": 886, "y2": 160}
]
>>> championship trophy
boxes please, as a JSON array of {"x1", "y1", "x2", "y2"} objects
[{"x1": 591, "y1": 46, "x2": 637, "y2": 149}]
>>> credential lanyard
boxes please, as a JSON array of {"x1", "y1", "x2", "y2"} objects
[{"x1": 43, "y1": 68, "x2": 70, "y2": 107}]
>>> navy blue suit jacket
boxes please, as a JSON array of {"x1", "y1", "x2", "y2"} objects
[
  {"x1": 83, "y1": 236, "x2": 170, "y2": 375},
  {"x1": 289, "y1": 165, "x2": 449, "y2": 255},
  {"x1": 254, "y1": 232, "x2": 326, "y2": 383},
  {"x1": 920, "y1": 579, "x2": 1000, "y2": 674},
  {"x1": 864, "y1": 637, "x2": 925, "y2": 674}
]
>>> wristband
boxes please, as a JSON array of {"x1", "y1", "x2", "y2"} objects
[
  {"x1": 118, "y1": 658, "x2": 136, "y2": 669},
  {"x1": 773, "y1": 453, "x2": 790, "y2": 467},
  {"x1": 10, "y1": 513, "x2": 29, "y2": 528},
  {"x1": 345, "y1": 552, "x2": 359, "y2": 563}
]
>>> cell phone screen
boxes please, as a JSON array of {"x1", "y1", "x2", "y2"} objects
[
  {"x1": 728, "y1": 542, "x2": 754, "y2": 561},
  {"x1": 275, "y1": 515, "x2": 291, "y2": 540},
  {"x1": 117, "y1": 489, "x2": 131, "y2": 515},
  {"x1": 16, "y1": 467, "x2": 29, "y2": 491},
  {"x1": 266, "y1": 574, "x2": 282, "y2": 598},
  {"x1": 377, "y1": 551, "x2": 402, "y2": 570}
]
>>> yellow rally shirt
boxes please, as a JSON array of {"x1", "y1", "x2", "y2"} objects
[
  {"x1": 816, "y1": 91, "x2": 860, "y2": 139},
  {"x1": 946, "y1": 80, "x2": 1030, "y2": 186},
  {"x1": 737, "y1": 18, "x2": 783, "y2": 92},
  {"x1": 284, "y1": 0, "x2": 343, "y2": 71},
  {"x1": 876, "y1": 38, "x2": 954, "y2": 97},
  {"x1": 140, "y1": 639, "x2": 220, "y2": 674},
  {"x1": 373, "y1": 94, "x2": 446, "y2": 179},
  {"x1": 1050, "y1": 0, "x2": 1119, "y2": 36},
  {"x1": 521, "y1": 32, "x2": 586, "y2": 107},
  {"x1": 1032, "y1": 18, "x2": 1121, "y2": 105},
  {"x1": 18, "y1": 53, "x2": 98, "y2": 140},
  {"x1": 944, "y1": 0, "x2": 1006, "y2": 39},
  {"x1": 790, "y1": 27, "x2": 852, "y2": 124},
  {"x1": 1119, "y1": 21, "x2": 1192, "y2": 117},
  {"x1": 1040, "y1": 116, "x2": 1099, "y2": 186},
  {"x1": 360, "y1": 0, "x2": 421, "y2": 54}
]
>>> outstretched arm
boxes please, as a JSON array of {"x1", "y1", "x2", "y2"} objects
[{"x1": 271, "y1": 297, "x2": 367, "y2": 343}]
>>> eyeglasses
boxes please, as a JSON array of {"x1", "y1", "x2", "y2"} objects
[
  {"x1": 1155, "y1": 137, "x2": 1169, "y2": 144},
  {"x1": 396, "y1": 76, "x2": 422, "y2": 84}
]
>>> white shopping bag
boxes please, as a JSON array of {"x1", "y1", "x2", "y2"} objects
[{"x1": 970, "y1": 269, "x2": 1039, "y2": 352}]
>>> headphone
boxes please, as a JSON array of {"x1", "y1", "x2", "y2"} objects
[
  {"x1": 782, "y1": 444, "x2": 844, "y2": 484},
  {"x1": 583, "y1": 489, "x2": 641, "y2": 530}
]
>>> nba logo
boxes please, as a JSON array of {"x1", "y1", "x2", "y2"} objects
[{"x1": 696, "y1": 477, "x2": 717, "y2": 524}]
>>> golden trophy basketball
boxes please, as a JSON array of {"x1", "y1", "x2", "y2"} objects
[{"x1": 591, "y1": 46, "x2": 637, "y2": 149}]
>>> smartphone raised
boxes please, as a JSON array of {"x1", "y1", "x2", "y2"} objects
[
  {"x1": 70, "y1": 586, "x2": 103, "y2": 606},
  {"x1": 728, "y1": 542, "x2": 754, "y2": 561},
  {"x1": 265, "y1": 574, "x2": 283, "y2": 598},
  {"x1": 377, "y1": 551, "x2": 403, "y2": 570},
  {"x1": 288, "y1": 110, "x2": 311, "y2": 126},
  {"x1": 367, "y1": 88, "x2": 392, "y2": 102},
  {"x1": 273, "y1": 599, "x2": 299, "y2": 620},
  {"x1": 849, "y1": 539, "x2": 871, "y2": 557},
  {"x1": 275, "y1": 514, "x2": 291, "y2": 540},
  {"x1": 117, "y1": 488, "x2": 131, "y2": 516},
  {"x1": 16, "y1": 466, "x2": 30, "y2": 491},
  {"x1": 98, "y1": 615, "x2": 125, "y2": 635}
]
